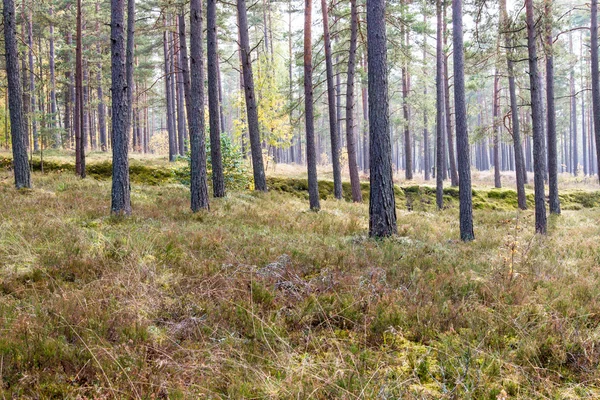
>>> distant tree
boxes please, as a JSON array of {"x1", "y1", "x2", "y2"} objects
[
  {"x1": 110, "y1": 0, "x2": 131, "y2": 215},
  {"x1": 526, "y1": 0, "x2": 547, "y2": 234},
  {"x1": 304, "y1": 0, "x2": 320, "y2": 210},
  {"x1": 452, "y1": 0, "x2": 474, "y2": 241},
  {"x1": 367, "y1": 0, "x2": 396, "y2": 237},
  {"x1": 3, "y1": 0, "x2": 30, "y2": 189}
]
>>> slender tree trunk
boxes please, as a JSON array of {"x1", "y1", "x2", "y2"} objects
[
  {"x1": 367, "y1": 0, "x2": 396, "y2": 237},
  {"x1": 174, "y1": 20, "x2": 186, "y2": 156},
  {"x1": 361, "y1": 56, "x2": 369, "y2": 173},
  {"x1": 493, "y1": 71, "x2": 501, "y2": 187},
  {"x1": 110, "y1": 0, "x2": 131, "y2": 215},
  {"x1": 582, "y1": 31, "x2": 588, "y2": 176},
  {"x1": 423, "y1": 14, "x2": 431, "y2": 181},
  {"x1": 238, "y1": 0, "x2": 267, "y2": 191},
  {"x1": 48, "y1": 5, "x2": 60, "y2": 147},
  {"x1": 321, "y1": 0, "x2": 342, "y2": 199},
  {"x1": 163, "y1": 19, "x2": 176, "y2": 162},
  {"x1": 593, "y1": 0, "x2": 600, "y2": 183},
  {"x1": 443, "y1": 1, "x2": 458, "y2": 186},
  {"x1": 27, "y1": 4, "x2": 38, "y2": 152},
  {"x1": 500, "y1": 0, "x2": 526, "y2": 209},
  {"x1": 526, "y1": 0, "x2": 547, "y2": 234},
  {"x1": 545, "y1": 0, "x2": 560, "y2": 214},
  {"x1": 184, "y1": 5, "x2": 210, "y2": 210},
  {"x1": 401, "y1": 7, "x2": 412, "y2": 180},
  {"x1": 75, "y1": 0, "x2": 85, "y2": 177},
  {"x1": 3, "y1": 0, "x2": 30, "y2": 188},
  {"x1": 452, "y1": 0, "x2": 474, "y2": 241},
  {"x1": 570, "y1": 34, "x2": 578, "y2": 176},
  {"x1": 207, "y1": 0, "x2": 225, "y2": 197},
  {"x1": 303, "y1": 0, "x2": 320, "y2": 210},
  {"x1": 436, "y1": 0, "x2": 444, "y2": 207},
  {"x1": 346, "y1": 0, "x2": 362, "y2": 202}
]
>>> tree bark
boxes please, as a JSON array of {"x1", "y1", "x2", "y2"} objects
[
  {"x1": 367, "y1": 0, "x2": 397, "y2": 237},
  {"x1": 75, "y1": 0, "x2": 86, "y2": 177},
  {"x1": 3, "y1": 0, "x2": 30, "y2": 188},
  {"x1": 526, "y1": 0, "x2": 547, "y2": 234},
  {"x1": 110, "y1": 0, "x2": 131, "y2": 215},
  {"x1": 303, "y1": 0, "x2": 320, "y2": 210},
  {"x1": 346, "y1": 0, "x2": 363, "y2": 202},
  {"x1": 436, "y1": 0, "x2": 444, "y2": 208},
  {"x1": 545, "y1": 0, "x2": 560, "y2": 214},
  {"x1": 321, "y1": 0, "x2": 342, "y2": 199},
  {"x1": 163, "y1": 18, "x2": 176, "y2": 162},
  {"x1": 452, "y1": 0, "x2": 474, "y2": 241},
  {"x1": 593, "y1": 0, "x2": 600, "y2": 183},
  {"x1": 423, "y1": 14, "x2": 430, "y2": 182},
  {"x1": 238, "y1": 0, "x2": 267, "y2": 191},
  {"x1": 207, "y1": 0, "x2": 225, "y2": 197},
  {"x1": 500, "y1": 0, "x2": 526, "y2": 209},
  {"x1": 184, "y1": 4, "x2": 210, "y2": 211},
  {"x1": 443, "y1": 1, "x2": 458, "y2": 186}
]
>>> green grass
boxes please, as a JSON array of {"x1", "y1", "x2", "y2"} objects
[{"x1": 1, "y1": 162, "x2": 600, "y2": 398}]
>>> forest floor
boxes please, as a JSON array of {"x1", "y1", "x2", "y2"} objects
[{"x1": 1, "y1": 152, "x2": 600, "y2": 398}]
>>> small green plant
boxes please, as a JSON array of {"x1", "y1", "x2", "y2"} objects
[{"x1": 176, "y1": 135, "x2": 251, "y2": 191}]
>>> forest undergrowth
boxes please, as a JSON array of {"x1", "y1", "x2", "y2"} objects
[{"x1": 1, "y1": 161, "x2": 600, "y2": 398}]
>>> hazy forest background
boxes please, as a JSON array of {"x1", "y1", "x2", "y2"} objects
[{"x1": 2, "y1": 0, "x2": 600, "y2": 397}]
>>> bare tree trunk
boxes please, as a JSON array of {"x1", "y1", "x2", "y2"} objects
[
  {"x1": 526, "y1": 0, "x2": 547, "y2": 234},
  {"x1": 303, "y1": 0, "x2": 320, "y2": 210},
  {"x1": 346, "y1": 0, "x2": 362, "y2": 202},
  {"x1": 3, "y1": 0, "x2": 30, "y2": 188},
  {"x1": 593, "y1": 0, "x2": 600, "y2": 183},
  {"x1": 452, "y1": 0, "x2": 474, "y2": 241},
  {"x1": 436, "y1": 0, "x2": 444, "y2": 207},
  {"x1": 361, "y1": 55, "x2": 369, "y2": 173},
  {"x1": 174, "y1": 19, "x2": 186, "y2": 156},
  {"x1": 163, "y1": 18, "x2": 176, "y2": 162},
  {"x1": 423, "y1": 14, "x2": 430, "y2": 182},
  {"x1": 570, "y1": 33, "x2": 578, "y2": 176},
  {"x1": 500, "y1": 0, "x2": 526, "y2": 209},
  {"x1": 493, "y1": 71, "x2": 501, "y2": 187},
  {"x1": 367, "y1": 0, "x2": 396, "y2": 237},
  {"x1": 48, "y1": 5, "x2": 60, "y2": 147},
  {"x1": 75, "y1": 0, "x2": 85, "y2": 177},
  {"x1": 184, "y1": 5, "x2": 210, "y2": 211},
  {"x1": 110, "y1": 0, "x2": 131, "y2": 215},
  {"x1": 27, "y1": 3, "x2": 38, "y2": 152},
  {"x1": 443, "y1": 1, "x2": 458, "y2": 186},
  {"x1": 207, "y1": 0, "x2": 225, "y2": 197},
  {"x1": 321, "y1": 0, "x2": 342, "y2": 199},
  {"x1": 401, "y1": 5, "x2": 412, "y2": 180},
  {"x1": 545, "y1": 0, "x2": 560, "y2": 213},
  {"x1": 238, "y1": 0, "x2": 267, "y2": 191}
]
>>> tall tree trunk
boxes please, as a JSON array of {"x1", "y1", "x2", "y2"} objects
[
  {"x1": 443, "y1": 0, "x2": 458, "y2": 186},
  {"x1": 423, "y1": 14, "x2": 430, "y2": 182},
  {"x1": 163, "y1": 19, "x2": 176, "y2": 162},
  {"x1": 207, "y1": 0, "x2": 225, "y2": 197},
  {"x1": 526, "y1": 0, "x2": 547, "y2": 234},
  {"x1": 593, "y1": 0, "x2": 600, "y2": 183},
  {"x1": 452, "y1": 0, "x2": 474, "y2": 241},
  {"x1": 361, "y1": 55, "x2": 369, "y2": 173},
  {"x1": 110, "y1": 0, "x2": 131, "y2": 215},
  {"x1": 367, "y1": 0, "x2": 396, "y2": 237},
  {"x1": 3, "y1": 0, "x2": 30, "y2": 188},
  {"x1": 436, "y1": 0, "x2": 444, "y2": 208},
  {"x1": 217, "y1": 52, "x2": 226, "y2": 134},
  {"x1": 500, "y1": 0, "x2": 526, "y2": 209},
  {"x1": 303, "y1": 0, "x2": 320, "y2": 210},
  {"x1": 174, "y1": 19, "x2": 186, "y2": 156},
  {"x1": 570, "y1": 33, "x2": 578, "y2": 176},
  {"x1": 75, "y1": 0, "x2": 86, "y2": 177},
  {"x1": 401, "y1": 6, "x2": 412, "y2": 180},
  {"x1": 493, "y1": 71, "x2": 501, "y2": 187},
  {"x1": 238, "y1": 0, "x2": 267, "y2": 191},
  {"x1": 183, "y1": 6, "x2": 210, "y2": 210},
  {"x1": 545, "y1": 0, "x2": 560, "y2": 213},
  {"x1": 27, "y1": 3, "x2": 38, "y2": 152},
  {"x1": 321, "y1": 0, "x2": 342, "y2": 199},
  {"x1": 582, "y1": 32, "x2": 588, "y2": 176},
  {"x1": 96, "y1": 2, "x2": 107, "y2": 152},
  {"x1": 346, "y1": 0, "x2": 362, "y2": 202},
  {"x1": 49, "y1": 5, "x2": 59, "y2": 147}
]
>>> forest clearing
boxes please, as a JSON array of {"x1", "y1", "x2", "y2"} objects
[{"x1": 2, "y1": 0, "x2": 600, "y2": 396}]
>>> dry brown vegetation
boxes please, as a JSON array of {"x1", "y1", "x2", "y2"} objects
[{"x1": 1, "y1": 154, "x2": 600, "y2": 398}]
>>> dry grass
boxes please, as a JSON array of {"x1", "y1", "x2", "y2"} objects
[{"x1": 1, "y1": 156, "x2": 600, "y2": 398}]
